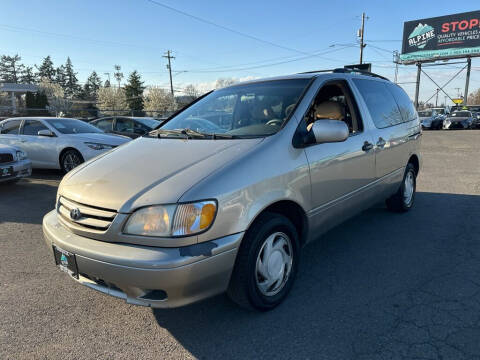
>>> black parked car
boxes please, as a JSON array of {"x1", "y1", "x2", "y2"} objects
[
  {"x1": 443, "y1": 111, "x2": 475, "y2": 130},
  {"x1": 90, "y1": 116, "x2": 163, "y2": 138}
]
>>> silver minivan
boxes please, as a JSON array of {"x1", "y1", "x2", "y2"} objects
[{"x1": 43, "y1": 69, "x2": 421, "y2": 311}]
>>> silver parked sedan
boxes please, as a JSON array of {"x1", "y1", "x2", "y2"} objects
[
  {"x1": 43, "y1": 69, "x2": 421, "y2": 311},
  {"x1": 0, "y1": 143, "x2": 31, "y2": 183},
  {"x1": 0, "y1": 117, "x2": 130, "y2": 172}
]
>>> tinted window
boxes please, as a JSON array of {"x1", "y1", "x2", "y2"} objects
[
  {"x1": 0, "y1": 119, "x2": 22, "y2": 134},
  {"x1": 115, "y1": 118, "x2": 134, "y2": 132},
  {"x1": 93, "y1": 118, "x2": 113, "y2": 131},
  {"x1": 386, "y1": 83, "x2": 416, "y2": 122},
  {"x1": 45, "y1": 119, "x2": 103, "y2": 134},
  {"x1": 23, "y1": 120, "x2": 49, "y2": 135},
  {"x1": 353, "y1": 79, "x2": 402, "y2": 129}
]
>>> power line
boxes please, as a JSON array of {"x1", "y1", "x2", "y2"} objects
[
  {"x1": 178, "y1": 45, "x2": 357, "y2": 73},
  {"x1": 144, "y1": 0, "x2": 313, "y2": 56}
]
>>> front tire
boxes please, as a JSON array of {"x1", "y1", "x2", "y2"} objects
[
  {"x1": 60, "y1": 149, "x2": 84, "y2": 173},
  {"x1": 227, "y1": 212, "x2": 300, "y2": 311},
  {"x1": 386, "y1": 163, "x2": 416, "y2": 212}
]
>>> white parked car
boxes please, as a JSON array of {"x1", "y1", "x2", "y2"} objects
[
  {"x1": 0, "y1": 143, "x2": 31, "y2": 183},
  {"x1": 0, "y1": 117, "x2": 130, "y2": 172}
]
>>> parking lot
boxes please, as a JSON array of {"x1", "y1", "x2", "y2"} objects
[{"x1": 1, "y1": 130, "x2": 479, "y2": 360}]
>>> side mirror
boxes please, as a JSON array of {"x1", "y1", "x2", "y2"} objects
[
  {"x1": 38, "y1": 129, "x2": 55, "y2": 137},
  {"x1": 310, "y1": 119, "x2": 349, "y2": 144}
]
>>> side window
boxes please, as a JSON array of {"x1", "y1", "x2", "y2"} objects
[
  {"x1": 305, "y1": 80, "x2": 363, "y2": 134},
  {"x1": 22, "y1": 120, "x2": 49, "y2": 135},
  {"x1": 0, "y1": 120, "x2": 22, "y2": 134},
  {"x1": 94, "y1": 118, "x2": 113, "y2": 131},
  {"x1": 353, "y1": 79, "x2": 402, "y2": 128},
  {"x1": 386, "y1": 83, "x2": 416, "y2": 122},
  {"x1": 115, "y1": 118, "x2": 134, "y2": 132}
]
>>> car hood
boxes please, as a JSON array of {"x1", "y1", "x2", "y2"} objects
[
  {"x1": 62, "y1": 132, "x2": 130, "y2": 145},
  {"x1": 59, "y1": 137, "x2": 263, "y2": 212}
]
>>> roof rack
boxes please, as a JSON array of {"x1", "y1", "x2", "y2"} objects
[
  {"x1": 298, "y1": 67, "x2": 390, "y2": 81},
  {"x1": 332, "y1": 68, "x2": 390, "y2": 81}
]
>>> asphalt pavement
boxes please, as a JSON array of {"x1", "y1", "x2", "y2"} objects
[{"x1": 1, "y1": 130, "x2": 480, "y2": 360}]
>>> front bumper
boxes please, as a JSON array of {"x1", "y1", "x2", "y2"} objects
[
  {"x1": 0, "y1": 159, "x2": 31, "y2": 183},
  {"x1": 43, "y1": 210, "x2": 243, "y2": 308},
  {"x1": 443, "y1": 120, "x2": 470, "y2": 129}
]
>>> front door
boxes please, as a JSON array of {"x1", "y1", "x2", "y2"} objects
[{"x1": 302, "y1": 80, "x2": 376, "y2": 234}]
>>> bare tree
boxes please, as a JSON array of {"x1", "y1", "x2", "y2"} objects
[
  {"x1": 468, "y1": 89, "x2": 480, "y2": 105},
  {"x1": 38, "y1": 78, "x2": 73, "y2": 116},
  {"x1": 144, "y1": 86, "x2": 175, "y2": 117},
  {"x1": 215, "y1": 78, "x2": 237, "y2": 89},
  {"x1": 184, "y1": 84, "x2": 200, "y2": 99},
  {"x1": 97, "y1": 86, "x2": 127, "y2": 115}
]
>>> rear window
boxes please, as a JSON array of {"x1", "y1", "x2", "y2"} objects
[{"x1": 353, "y1": 79, "x2": 402, "y2": 129}]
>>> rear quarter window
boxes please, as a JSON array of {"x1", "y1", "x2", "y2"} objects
[
  {"x1": 353, "y1": 79, "x2": 403, "y2": 129},
  {"x1": 386, "y1": 83, "x2": 417, "y2": 122}
]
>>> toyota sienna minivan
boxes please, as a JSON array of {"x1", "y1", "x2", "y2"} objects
[{"x1": 43, "y1": 68, "x2": 421, "y2": 311}]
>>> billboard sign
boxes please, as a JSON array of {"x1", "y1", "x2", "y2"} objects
[{"x1": 400, "y1": 11, "x2": 480, "y2": 63}]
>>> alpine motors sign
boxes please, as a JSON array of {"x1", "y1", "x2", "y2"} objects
[{"x1": 400, "y1": 10, "x2": 480, "y2": 63}]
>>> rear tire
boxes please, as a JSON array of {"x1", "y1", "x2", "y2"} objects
[
  {"x1": 386, "y1": 163, "x2": 416, "y2": 212},
  {"x1": 60, "y1": 149, "x2": 84, "y2": 174},
  {"x1": 227, "y1": 212, "x2": 300, "y2": 311}
]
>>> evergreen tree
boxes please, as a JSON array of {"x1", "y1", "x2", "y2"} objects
[
  {"x1": 124, "y1": 70, "x2": 145, "y2": 111},
  {"x1": 0, "y1": 54, "x2": 25, "y2": 83},
  {"x1": 55, "y1": 65, "x2": 67, "y2": 90},
  {"x1": 82, "y1": 71, "x2": 102, "y2": 100},
  {"x1": 104, "y1": 79, "x2": 111, "y2": 88},
  {"x1": 36, "y1": 56, "x2": 56, "y2": 81},
  {"x1": 63, "y1": 57, "x2": 80, "y2": 98},
  {"x1": 20, "y1": 66, "x2": 36, "y2": 84}
]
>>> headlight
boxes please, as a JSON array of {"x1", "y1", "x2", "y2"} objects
[
  {"x1": 84, "y1": 142, "x2": 115, "y2": 150},
  {"x1": 15, "y1": 150, "x2": 27, "y2": 161},
  {"x1": 124, "y1": 200, "x2": 217, "y2": 237}
]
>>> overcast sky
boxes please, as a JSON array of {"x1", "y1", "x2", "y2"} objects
[{"x1": 1, "y1": 0, "x2": 479, "y2": 103}]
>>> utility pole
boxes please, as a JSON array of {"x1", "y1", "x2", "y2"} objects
[
  {"x1": 393, "y1": 51, "x2": 399, "y2": 84},
  {"x1": 464, "y1": 57, "x2": 471, "y2": 105},
  {"x1": 455, "y1": 87, "x2": 461, "y2": 98},
  {"x1": 435, "y1": 88, "x2": 439, "y2": 107},
  {"x1": 163, "y1": 50, "x2": 175, "y2": 97},
  {"x1": 358, "y1": 12, "x2": 368, "y2": 64}
]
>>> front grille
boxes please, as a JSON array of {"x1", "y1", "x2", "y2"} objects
[
  {"x1": 57, "y1": 196, "x2": 116, "y2": 231},
  {"x1": 0, "y1": 153, "x2": 14, "y2": 164}
]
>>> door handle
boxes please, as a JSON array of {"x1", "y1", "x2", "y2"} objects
[
  {"x1": 362, "y1": 141, "x2": 373, "y2": 152},
  {"x1": 376, "y1": 137, "x2": 386, "y2": 148}
]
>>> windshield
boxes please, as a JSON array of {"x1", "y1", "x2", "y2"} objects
[
  {"x1": 160, "y1": 79, "x2": 310, "y2": 137},
  {"x1": 451, "y1": 111, "x2": 471, "y2": 117},
  {"x1": 46, "y1": 118, "x2": 104, "y2": 134},
  {"x1": 133, "y1": 117, "x2": 161, "y2": 129},
  {"x1": 432, "y1": 108, "x2": 445, "y2": 115},
  {"x1": 418, "y1": 110, "x2": 432, "y2": 117}
]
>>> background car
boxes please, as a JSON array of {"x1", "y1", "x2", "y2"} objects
[
  {"x1": 0, "y1": 117, "x2": 130, "y2": 172},
  {"x1": 418, "y1": 110, "x2": 444, "y2": 130},
  {"x1": 0, "y1": 143, "x2": 31, "y2": 183},
  {"x1": 90, "y1": 116, "x2": 163, "y2": 138},
  {"x1": 443, "y1": 111, "x2": 475, "y2": 130}
]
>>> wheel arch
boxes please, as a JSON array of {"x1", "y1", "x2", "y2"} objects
[
  {"x1": 59, "y1": 147, "x2": 84, "y2": 167},
  {"x1": 408, "y1": 154, "x2": 419, "y2": 175},
  {"x1": 248, "y1": 200, "x2": 309, "y2": 247}
]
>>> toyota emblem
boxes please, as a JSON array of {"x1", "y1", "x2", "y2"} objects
[{"x1": 70, "y1": 208, "x2": 82, "y2": 221}]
